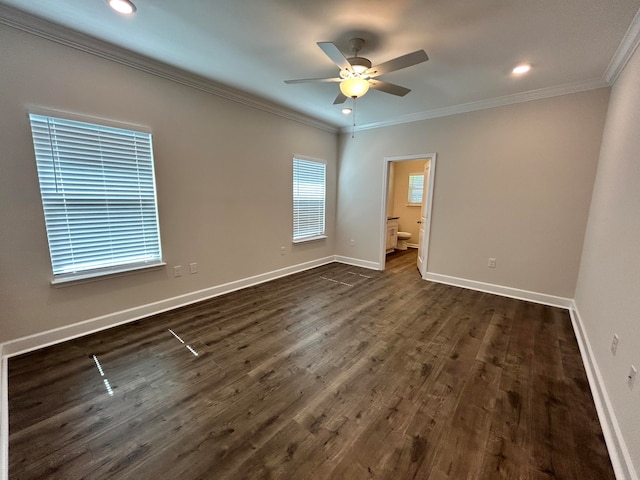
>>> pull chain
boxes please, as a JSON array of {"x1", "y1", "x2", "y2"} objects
[{"x1": 351, "y1": 97, "x2": 357, "y2": 139}]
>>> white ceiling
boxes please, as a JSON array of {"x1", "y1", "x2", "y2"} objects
[{"x1": 1, "y1": 0, "x2": 639, "y2": 130}]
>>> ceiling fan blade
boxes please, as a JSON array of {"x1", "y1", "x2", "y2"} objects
[
  {"x1": 369, "y1": 79, "x2": 411, "y2": 97},
  {"x1": 284, "y1": 77, "x2": 342, "y2": 84},
  {"x1": 317, "y1": 42, "x2": 352, "y2": 71},
  {"x1": 333, "y1": 92, "x2": 348, "y2": 105},
  {"x1": 366, "y1": 50, "x2": 429, "y2": 78}
]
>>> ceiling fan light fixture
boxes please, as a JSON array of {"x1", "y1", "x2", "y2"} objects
[
  {"x1": 284, "y1": 39, "x2": 429, "y2": 105},
  {"x1": 340, "y1": 77, "x2": 370, "y2": 98},
  {"x1": 107, "y1": 0, "x2": 137, "y2": 15},
  {"x1": 341, "y1": 108, "x2": 352, "y2": 115},
  {"x1": 512, "y1": 63, "x2": 531, "y2": 75}
]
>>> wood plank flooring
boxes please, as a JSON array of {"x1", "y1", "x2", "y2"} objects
[{"x1": 8, "y1": 249, "x2": 615, "y2": 479}]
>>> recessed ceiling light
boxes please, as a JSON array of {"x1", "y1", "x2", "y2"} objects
[
  {"x1": 512, "y1": 63, "x2": 531, "y2": 75},
  {"x1": 341, "y1": 108, "x2": 352, "y2": 115},
  {"x1": 107, "y1": 0, "x2": 137, "y2": 15}
]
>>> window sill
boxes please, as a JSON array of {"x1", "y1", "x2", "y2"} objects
[
  {"x1": 292, "y1": 235, "x2": 328, "y2": 244},
  {"x1": 51, "y1": 261, "x2": 166, "y2": 287}
]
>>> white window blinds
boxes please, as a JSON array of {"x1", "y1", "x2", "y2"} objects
[
  {"x1": 293, "y1": 158, "x2": 326, "y2": 241},
  {"x1": 408, "y1": 173, "x2": 425, "y2": 205},
  {"x1": 29, "y1": 113, "x2": 163, "y2": 283}
]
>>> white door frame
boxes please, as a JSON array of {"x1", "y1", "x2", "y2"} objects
[{"x1": 379, "y1": 153, "x2": 437, "y2": 277}]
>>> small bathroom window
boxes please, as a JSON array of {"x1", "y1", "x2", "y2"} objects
[{"x1": 407, "y1": 173, "x2": 424, "y2": 206}]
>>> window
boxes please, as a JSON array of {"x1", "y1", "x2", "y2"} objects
[
  {"x1": 293, "y1": 157, "x2": 326, "y2": 242},
  {"x1": 29, "y1": 112, "x2": 163, "y2": 283},
  {"x1": 408, "y1": 173, "x2": 425, "y2": 206}
]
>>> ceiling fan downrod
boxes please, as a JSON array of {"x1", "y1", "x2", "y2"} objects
[{"x1": 346, "y1": 38, "x2": 372, "y2": 76}]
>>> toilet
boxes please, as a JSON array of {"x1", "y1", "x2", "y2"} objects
[{"x1": 396, "y1": 231, "x2": 412, "y2": 250}]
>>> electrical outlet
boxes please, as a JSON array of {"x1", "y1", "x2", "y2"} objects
[
  {"x1": 488, "y1": 258, "x2": 496, "y2": 268},
  {"x1": 350, "y1": 239, "x2": 355, "y2": 247},
  {"x1": 173, "y1": 265, "x2": 182, "y2": 277},
  {"x1": 189, "y1": 262, "x2": 198, "y2": 274},
  {"x1": 628, "y1": 365, "x2": 637, "y2": 390},
  {"x1": 280, "y1": 246, "x2": 286, "y2": 255},
  {"x1": 611, "y1": 334, "x2": 619, "y2": 356}
]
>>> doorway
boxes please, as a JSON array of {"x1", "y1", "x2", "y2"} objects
[{"x1": 379, "y1": 153, "x2": 436, "y2": 277}]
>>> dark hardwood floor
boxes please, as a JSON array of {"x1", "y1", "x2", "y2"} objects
[{"x1": 8, "y1": 249, "x2": 615, "y2": 479}]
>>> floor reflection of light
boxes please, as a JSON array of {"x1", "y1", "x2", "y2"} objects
[
  {"x1": 92, "y1": 355, "x2": 105, "y2": 375},
  {"x1": 103, "y1": 379, "x2": 114, "y2": 396},
  {"x1": 348, "y1": 271, "x2": 372, "y2": 279},
  {"x1": 186, "y1": 345, "x2": 199, "y2": 357},
  {"x1": 168, "y1": 329, "x2": 184, "y2": 343},
  {"x1": 168, "y1": 329, "x2": 200, "y2": 357},
  {"x1": 320, "y1": 276, "x2": 353, "y2": 287},
  {"x1": 92, "y1": 355, "x2": 114, "y2": 396}
]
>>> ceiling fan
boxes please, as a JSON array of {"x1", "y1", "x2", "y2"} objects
[{"x1": 284, "y1": 38, "x2": 429, "y2": 104}]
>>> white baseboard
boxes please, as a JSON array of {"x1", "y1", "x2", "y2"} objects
[
  {"x1": 0, "y1": 245, "x2": 390, "y2": 480},
  {"x1": 570, "y1": 302, "x2": 638, "y2": 480},
  {"x1": 0, "y1": 256, "x2": 337, "y2": 480},
  {"x1": 423, "y1": 272, "x2": 573, "y2": 308},
  {"x1": 423, "y1": 272, "x2": 636, "y2": 479},
  {"x1": 0, "y1": 254, "x2": 380, "y2": 359},
  {"x1": 407, "y1": 243, "x2": 419, "y2": 249},
  {"x1": 1, "y1": 260, "x2": 633, "y2": 480},
  {"x1": 334, "y1": 255, "x2": 381, "y2": 270},
  {"x1": 1, "y1": 256, "x2": 334, "y2": 359}
]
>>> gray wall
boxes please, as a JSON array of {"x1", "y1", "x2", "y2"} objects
[
  {"x1": 0, "y1": 24, "x2": 337, "y2": 343},
  {"x1": 575, "y1": 44, "x2": 640, "y2": 475},
  {"x1": 337, "y1": 89, "x2": 610, "y2": 298},
  {"x1": 1, "y1": 15, "x2": 637, "y2": 477}
]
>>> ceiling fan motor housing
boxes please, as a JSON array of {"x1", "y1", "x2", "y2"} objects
[{"x1": 347, "y1": 56, "x2": 372, "y2": 75}]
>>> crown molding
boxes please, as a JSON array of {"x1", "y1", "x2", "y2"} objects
[
  {"x1": 0, "y1": 4, "x2": 339, "y2": 134},
  {"x1": 341, "y1": 77, "x2": 610, "y2": 134},
  {"x1": 605, "y1": 6, "x2": 640, "y2": 84},
  {"x1": 2, "y1": 3, "x2": 631, "y2": 137}
]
